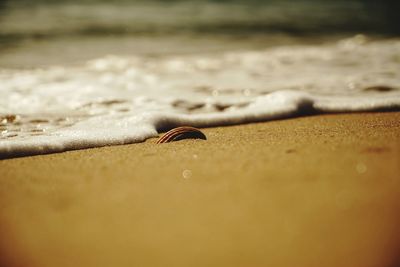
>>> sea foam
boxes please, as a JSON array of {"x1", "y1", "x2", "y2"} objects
[{"x1": 1, "y1": 36, "x2": 400, "y2": 158}]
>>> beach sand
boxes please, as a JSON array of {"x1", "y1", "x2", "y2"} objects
[{"x1": 0, "y1": 112, "x2": 399, "y2": 267}]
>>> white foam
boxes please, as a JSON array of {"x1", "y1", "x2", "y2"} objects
[{"x1": 1, "y1": 36, "x2": 400, "y2": 158}]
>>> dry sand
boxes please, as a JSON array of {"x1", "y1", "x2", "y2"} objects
[{"x1": 0, "y1": 112, "x2": 399, "y2": 267}]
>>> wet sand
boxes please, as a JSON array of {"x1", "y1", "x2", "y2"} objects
[{"x1": 0, "y1": 112, "x2": 399, "y2": 267}]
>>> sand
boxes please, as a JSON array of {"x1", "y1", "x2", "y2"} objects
[{"x1": 0, "y1": 112, "x2": 399, "y2": 267}]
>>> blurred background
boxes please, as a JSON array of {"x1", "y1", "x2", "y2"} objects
[{"x1": 0, "y1": 0, "x2": 399, "y2": 68}]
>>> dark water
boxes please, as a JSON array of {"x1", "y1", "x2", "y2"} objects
[
  {"x1": 1, "y1": 0, "x2": 399, "y2": 40},
  {"x1": 0, "y1": 0, "x2": 399, "y2": 67}
]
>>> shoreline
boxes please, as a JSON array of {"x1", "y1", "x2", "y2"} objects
[{"x1": 1, "y1": 112, "x2": 399, "y2": 267}]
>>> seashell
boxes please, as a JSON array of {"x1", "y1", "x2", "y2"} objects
[{"x1": 156, "y1": 126, "x2": 206, "y2": 144}]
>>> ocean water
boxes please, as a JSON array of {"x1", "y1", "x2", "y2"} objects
[{"x1": 1, "y1": 0, "x2": 400, "y2": 158}]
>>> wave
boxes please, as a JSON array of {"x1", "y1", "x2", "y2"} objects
[{"x1": 1, "y1": 36, "x2": 400, "y2": 158}]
